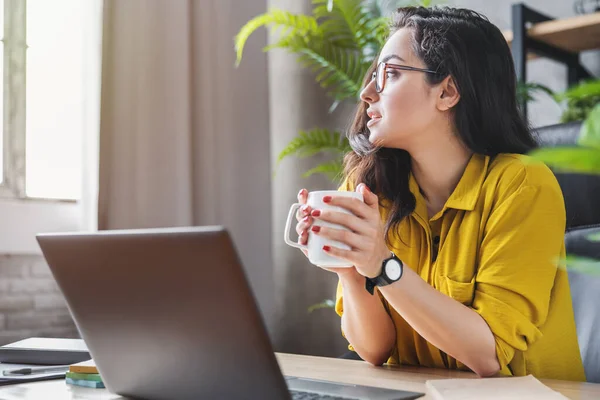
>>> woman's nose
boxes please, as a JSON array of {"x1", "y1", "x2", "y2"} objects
[{"x1": 360, "y1": 79, "x2": 378, "y2": 104}]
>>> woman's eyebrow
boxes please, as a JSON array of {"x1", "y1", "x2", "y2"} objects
[{"x1": 380, "y1": 54, "x2": 405, "y2": 63}]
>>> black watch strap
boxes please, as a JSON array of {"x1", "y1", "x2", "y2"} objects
[
  {"x1": 365, "y1": 278, "x2": 377, "y2": 295},
  {"x1": 365, "y1": 253, "x2": 403, "y2": 295}
]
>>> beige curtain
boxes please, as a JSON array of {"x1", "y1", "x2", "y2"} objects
[
  {"x1": 98, "y1": 0, "x2": 275, "y2": 333},
  {"x1": 98, "y1": 0, "x2": 353, "y2": 357},
  {"x1": 269, "y1": 0, "x2": 353, "y2": 356}
]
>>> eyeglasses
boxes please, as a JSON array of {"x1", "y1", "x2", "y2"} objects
[{"x1": 372, "y1": 62, "x2": 438, "y2": 93}]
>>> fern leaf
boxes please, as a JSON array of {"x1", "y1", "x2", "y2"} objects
[
  {"x1": 555, "y1": 79, "x2": 600, "y2": 102},
  {"x1": 273, "y1": 34, "x2": 364, "y2": 101},
  {"x1": 517, "y1": 82, "x2": 556, "y2": 104},
  {"x1": 303, "y1": 159, "x2": 346, "y2": 181},
  {"x1": 276, "y1": 129, "x2": 349, "y2": 166},
  {"x1": 313, "y1": 0, "x2": 376, "y2": 52},
  {"x1": 234, "y1": 9, "x2": 319, "y2": 66}
]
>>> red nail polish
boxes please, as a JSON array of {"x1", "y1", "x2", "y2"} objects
[
  {"x1": 311, "y1": 226, "x2": 321, "y2": 233},
  {"x1": 322, "y1": 245, "x2": 331, "y2": 252},
  {"x1": 311, "y1": 210, "x2": 321, "y2": 217},
  {"x1": 323, "y1": 196, "x2": 332, "y2": 203}
]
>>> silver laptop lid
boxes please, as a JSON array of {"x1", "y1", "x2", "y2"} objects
[{"x1": 37, "y1": 226, "x2": 290, "y2": 400}]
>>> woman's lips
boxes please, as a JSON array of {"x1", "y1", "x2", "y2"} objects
[{"x1": 367, "y1": 116, "x2": 381, "y2": 127}]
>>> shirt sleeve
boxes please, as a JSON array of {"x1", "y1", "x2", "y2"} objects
[{"x1": 472, "y1": 176, "x2": 566, "y2": 371}]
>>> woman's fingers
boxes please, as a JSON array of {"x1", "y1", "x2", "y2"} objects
[
  {"x1": 298, "y1": 229, "x2": 309, "y2": 246},
  {"x1": 295, "y1": 189, "x2": 312, "y2": 248},
  {"x1": 311, "y1": 225, "x2": 362, "y2": 250},
  {"x1": 296, "y1": 216, "x2": 313, "y2": 236},
  {"x1": 297, "y1": 188, "x2": 308, "y2": 204},
  {"x1": 310, "y1": 209, "x2": 369, "y2": 234},
  {"x1": 296, "y1": 204, "x2": 312, "y2": 222},
  {"x1": 324, "y1": 195, "x2": 370, "y2": 219},
  {"x1": 295, "y1": 188, "x2": 313, "y2": 222}
]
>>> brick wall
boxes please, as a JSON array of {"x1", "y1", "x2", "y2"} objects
[{"x1": 0, "y1": 255, "x2": 79, "y2": 345}]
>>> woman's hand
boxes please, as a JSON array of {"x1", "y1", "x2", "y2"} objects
[
  {"x1": 295, "y1": 188, "x2": 361, "y2": 278},
  {"x1": 295, "y1": 188, "x2": 312, "y2": 257},
  {"x1": 310, "y1": 183, "x2": 390, "y2": 278}
]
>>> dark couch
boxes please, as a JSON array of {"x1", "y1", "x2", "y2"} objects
[{"x1": 341, "y1": 121, "x2": 600, "y2": 383}]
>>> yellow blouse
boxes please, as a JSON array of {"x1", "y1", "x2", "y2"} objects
[{"x1": 335, "y1": 153, "x2": 585, "y2": 381}]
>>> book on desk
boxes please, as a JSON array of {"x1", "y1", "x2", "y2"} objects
[{"x1": 426, "y1": 375, "x2": 568, "y2": 399}]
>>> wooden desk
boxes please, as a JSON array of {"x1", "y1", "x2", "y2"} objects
[
  {"x1": 278, "y1": 353, "x2": 600, "y2": 399},
  {"x1": 0, "y1": 353, "x2": 599, "y2": 399}
]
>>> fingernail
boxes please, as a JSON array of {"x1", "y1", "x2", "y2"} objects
[
  {"x1": 323, "y1": 196, "x2": 332, "y2": 203},
  {"x1": 299, "y1": 189, "x2": 307, "y2": 196},
  {"x1": 301, "y1": 205, "x2": 309, "y2": 214},
  {"x1": 303, "y1": 216, "x2": 310, "y2": 222},
  {"x1": 311, "y1": 210, "x2": 321, "y2": 217},
  {"x1": 311, "y1": 226, "x2": 321, "y2": 233},
  {"x1": 322, "y1": 245, "x2": 331, "y2": 252}
]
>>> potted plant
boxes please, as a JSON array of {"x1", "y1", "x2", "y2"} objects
[
  {"x1": 556, "y1": 79, "x2": 600, "y2": 123},
  {"x1": 530, "y1": 103, "x2": 600, "y2": 273}
]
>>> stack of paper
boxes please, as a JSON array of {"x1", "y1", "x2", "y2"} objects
[
  {"x1": 66, "y1": 359, "x2": 104, "y2": 389},
  {"x1": 426, "y1": 375, "x2": 568, "y2": 400}
]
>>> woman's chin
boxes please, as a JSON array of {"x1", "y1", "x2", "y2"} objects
[{"x1": 367, "y1": 131, "x2": 387, "y2": 146}]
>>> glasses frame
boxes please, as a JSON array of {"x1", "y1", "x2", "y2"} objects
[{"x1": 373, "y1": 62, "x2": 439, "y2": 93}]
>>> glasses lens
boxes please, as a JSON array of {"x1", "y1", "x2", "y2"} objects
[{"x1": 376, "y1": 63, "x2": 385, "y2": 93}]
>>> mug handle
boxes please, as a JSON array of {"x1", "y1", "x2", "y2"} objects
[{"x1": 284, "y1": 203, "x2": 308, "y2": 250}]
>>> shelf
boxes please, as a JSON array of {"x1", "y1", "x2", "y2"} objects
[{"x1": 504, "y1": 11, "x2": 600, "y2": 55}]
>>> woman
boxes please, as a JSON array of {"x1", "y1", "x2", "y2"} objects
[{"x1": 295, "y1": 7, "x2": 585, "y2": 381}]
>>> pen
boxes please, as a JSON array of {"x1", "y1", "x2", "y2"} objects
[{"x1": 2, "y1": 365, "x2": 69, "y2": 376}]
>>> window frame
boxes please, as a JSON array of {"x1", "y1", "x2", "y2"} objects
[{"x1": 0, "y1": 0, "x2": 83, "y2": 255}]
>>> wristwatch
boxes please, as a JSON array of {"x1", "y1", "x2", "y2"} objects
[{"x1": 365, "y1": 252, "x2": 403, "y2": 295}]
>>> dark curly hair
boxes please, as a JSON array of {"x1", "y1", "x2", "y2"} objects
[{"x1": 342, "y1": 6, "x2": 537, "y2": 243}]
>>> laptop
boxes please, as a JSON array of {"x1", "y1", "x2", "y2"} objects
[{"x1": 36, "y1": 226, "x2": 423, "y2": 400}]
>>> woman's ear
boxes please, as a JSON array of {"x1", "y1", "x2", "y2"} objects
[{"x1": 437, "y1": 76, "x2": 460, "y2": 111}]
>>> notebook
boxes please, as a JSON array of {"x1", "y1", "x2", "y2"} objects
[
  {"x1": 426, "y1": 375, "x2": 568, "y2": 400},
  {"x1": 0, "y1": 338, "x2": 90, "y2": 365}
]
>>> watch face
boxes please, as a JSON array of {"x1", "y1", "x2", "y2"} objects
[{"x1": 385, "y1": 259, "x2": 402, "y2": 281}]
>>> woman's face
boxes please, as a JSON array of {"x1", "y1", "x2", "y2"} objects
[{"x1": 360, "y1": 28, "x2": 442, "y2": 149}]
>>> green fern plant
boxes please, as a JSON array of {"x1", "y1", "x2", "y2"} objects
[
  {"x1": 276, "y1": 129, "x2": 352, "y2": 181},
  {"x1": 555, "y1": 79, "x2": 600, "y2": 123},
  {"x1": 530, "y1": 103, "x2": 600, "y2": 275},
  {"x1": 235, "y1": 0, "x2": 440, "y2": 182},
  {"x1": 516, "y1": 82, "x2": 556, "y2": 106}
]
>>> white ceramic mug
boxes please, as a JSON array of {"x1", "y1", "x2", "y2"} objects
[{"x1": 284, "y1": 190, "x2": 364, "y2": 267}]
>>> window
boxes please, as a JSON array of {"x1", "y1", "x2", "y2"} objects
[
  {"x1": 0, "y1": 0, "x2": 96, "y2": 253},
  {"x1": 2, "y1": 0, "x2": 83, "y2": 201}
]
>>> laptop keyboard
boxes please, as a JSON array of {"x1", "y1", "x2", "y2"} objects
[{"x1": 290, "y1": 390, "x2": 355, "y2": 400}]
